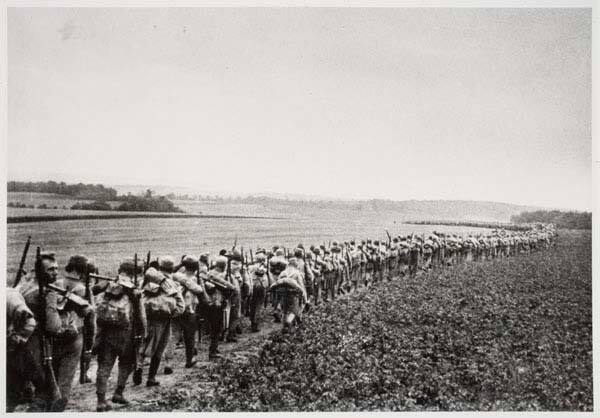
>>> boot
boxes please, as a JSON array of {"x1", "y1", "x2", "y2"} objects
[
  {"x1": 96, "y1": 393, "x2": 112, "y2": 412},
  {"x1": 111, "y1": 386, "x2": 129, "y2": 405},
  {"x1": 132, "y1": 368, "x2": 143, "y2": 386},
  {"x1": 147, "y1": 358, "x2": 160, "y2": 387},
  {"x1": 185, "y1": 357, "x2": 197, "y2": 368}
]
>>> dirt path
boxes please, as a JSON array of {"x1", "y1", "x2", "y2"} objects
[{"x1": 66, "y1": 314, "x2": 282, "y2": 412}]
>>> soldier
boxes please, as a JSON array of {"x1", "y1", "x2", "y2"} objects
[
  {"x1": 408, "y1": 238, "x2": 420, "y2": 275},
  {"x1": 93, "y1": 258, "x2": 146, "y2": 411},
  {"x1": 310, "y1": 247, "x2": 324, "y2": 305},
  {"x1": 294, "y1": 247, "x2": 314, "y2": 307},
  {"x1": 172, "y1": 255, "x2": 208, "y2": 368},
  {"x1": 196, "y1": 253, "x2": 211, "y2": 347},
  {"x1": 225, "y1": 250, "x2": 249, "y2": 342},
  {"x1": 6, "y1": 287, "x2": 37, "y2": 412},
  {"x1": 139, "y1": 266, "x2": 184, "y2": 387},
  {"x1": 158, "y1": 257, "x2": 179, "y2": 376},
  {"x1": 248, "y1": 251, "x2": 268, "y2": 332},
  {"x1": 20, "y1": 253, "x2": 96, "y2": 411},
  {"x1": 205, "y1": 256, "x2": 236, "y2": 359},
  {"x1": 268, "y1": 249, "x2": 288, "y2": 321}
]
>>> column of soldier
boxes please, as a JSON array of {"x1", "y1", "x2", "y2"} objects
[{"x1": 7, "y1": 224, "x2": 556, "y2": 412}]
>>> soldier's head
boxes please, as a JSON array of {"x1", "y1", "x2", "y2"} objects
[
  {"x1": 288, "y1": 258, "x2": 298, "y2": 269},
  {"x1": 182, "y1": 255, "x2": 200, "y2": 272},
  {"x1": 158, "y1": 256, "x2": 175, "y2": 274},
  {"x1": 215, "y1": 256, "x2": 228, "y2": 271},
  {"x1": 256, "y1": 253, "x2": 267, "y2": 263},
  {"x1": 294, "y1": 248, "x2": 304, "y2": 258},
  {"x1": 350, "y1": 240, "x2": 355, "y2": 246},
  {"x1": 199, "y1": 253, "x2": 210, "y2": 267},
  {"x1": 118, "y1": 258, "x2": 142, "y2": 277},
  {"x1": 275, "y1": 248, "x2": 284, "y2": 257},
  {"x1": 230, "y1": 250, "x2": 243, "y2": 263},
  {"x1": 219, "y1": 249, "x2": 227, "y2": 256},
  {"x1": 40, "y1": 251, "x2": 59, "y2": 283}
]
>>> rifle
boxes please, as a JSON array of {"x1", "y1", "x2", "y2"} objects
[
  {"x1": 385, "y1": 229, "x2": 392, "y2": 246},
  {"x1": 79, "y1": 261, "x2": 93, "y2": 384},
  {"x1": 249, "y1": 249, "x2": 254, "y2": 264},
  {"x1": 132, "y1": 253, "x2": 144, "y2": 384},
  {"x1": 232, "y1": 236, "x2": 238, "y2": 252},
  {"x1": 13, "y1": 235, "x2": 31, "y2": 288},
  {"x1": 89, "y1": 273, "x2": 135, "y2": 289},
  {"x1": 35, "y1": 247, "x2": 62, "y2": 410}
]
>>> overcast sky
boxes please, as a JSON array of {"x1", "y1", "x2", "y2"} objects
[{"x1": 8, "y1": 7, "x2": 591, "y2": 209}]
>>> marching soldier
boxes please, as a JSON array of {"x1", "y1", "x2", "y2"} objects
[
  {"x1": 139, "y1": 265, "x2": 184, "y2": 387},
  {"x1": 93, "y1": 258, "x2": 146, "y2": 411},
  {"x1": 248, "y1": 251, "x2": 268, "y2": 332},
  {"x1": 205, "y1": 256, "x2": 236, "y2": 359},
  {"x1": 172, "y1": 255, "x2": 208, "y2": 368},
  {"x1": 20, "y1": 253, "x2": 96, "y2": 411}
]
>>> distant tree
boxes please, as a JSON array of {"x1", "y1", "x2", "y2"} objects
[{"x1": 511, "y1": 210, "x2": 591, "y2": 230}]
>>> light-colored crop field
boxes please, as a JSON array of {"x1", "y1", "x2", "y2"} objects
[{"x1": 7, "y1": 213, "x2": 491, "y2": 280}]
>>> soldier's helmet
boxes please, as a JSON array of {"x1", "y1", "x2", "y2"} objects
[
  {"x1": 119, "y1": 258, "x2": 142, "y2": 276},
  {"x1": 231, "y1": 250, "x2": 243, "y2": 262},
  {"x1": 144, "y1": 267, "x2": 164, "y2": 285},
  {"x1": 158, "y1": 256, "x2": 175, "y2": 273},
  {"x1": 256, "y1": 253, "x2": 267, "y2": 262},
  {"x1": 215, "y1": 256, "x2": 228, "y2": 270},
  {"x1": 199, "y1": 253, "x2": 210, "y2": 265},
  {"x1": 313, "y1": 247, "x2": 321, "y2": 255},
  {"x1": 182, "y1": 255, "x2": 200, "y2": 270}
]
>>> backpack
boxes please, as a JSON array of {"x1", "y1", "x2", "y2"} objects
[
  {"x1": 96, "y1": 293, "x2": 131, "y2": 329},
  {"x1": 144, "y1": 292, "x2": 177, "y2": 320}
]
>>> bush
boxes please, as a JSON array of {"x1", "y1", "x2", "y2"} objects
[
  {"x1": 115, "y1": 195, "x2": 183, "y2": 213},
  {"x1": 71, "y1": 200, "x2": 113, "y2": 211}
]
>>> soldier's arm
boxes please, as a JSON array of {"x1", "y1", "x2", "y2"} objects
[
  {"x1": 44, "y1": 290, "x2": 63, "y2": 335},
  {"x1": 135, "y1": 291, "x2": 148, "y2": 338},
  {"x1": 91, "y1": 280, "x2": 109, "y2": 296},
  {"x1": 173, "y1": 290, "x2": 185, "y2": 317}
]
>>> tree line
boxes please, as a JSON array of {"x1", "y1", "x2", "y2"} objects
[
  {"x1": 8, "y1": 181, "x2": 119, "y2": 200},
  {"x1": 511, "y1": 210, "x2": 591, "y2": 230}
]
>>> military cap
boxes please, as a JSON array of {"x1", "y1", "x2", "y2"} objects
[
  {"x1": 275, "y1": 248, "x2": 284, "y2": 257},
  {"x1": 182, "y1": 255, "x2": 200, "y2": 270},
  {"x1": 199, "y1": 253, "x2": 210, "y2": 265},
  {"x1": 158, "y1": 256, "x2": 175, "y2": 273},
  {"x1": 313, "y1": 248, "x2": 321, "y2": 255},
  {"x1": 255, "y1": 248, "x2": 266, "y2": 255},
  {"x1": 294, "y1": 248, "x2": 304, "y2": 258},
  {"x1": 65, "y1": 255, "x2": 89, "y2": 275},
  {"x1": 297, "y1": 243, "x2": 304, "y2": 250},
  {"x1": 119, "y1": 258, "x2": 142, "y2": 276},
  {"x1": 256, "y1": 253, "x2": 267, "y2": 262},
  {"x1": 144, "y1": 267, "x2": 164, "y2": 285},
  {"x1": 215, "y1": 256, "x2": 228, "y2": 269},
  {"x1": 350, "y1": 240, "x2": 355, "y2": 245},
  {"x1": 332, "y1": 241, "x2": 338, "y2": 247},
  {"x1": 231, "y1": 250, "x2": 243, "y2": 262}
]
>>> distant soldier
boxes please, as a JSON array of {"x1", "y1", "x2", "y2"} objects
[
  {"x1": 140, "y1": 266, "x2": 184, "y2": 387},
  {"x1": 268, "y1": 249, "x2": 288, "y2": 321},
  {"x1": 310, "y1": 247, "x2": 324, "y2": 305},
  {"x1": 6, "y1": 287, "x2": 37, "y2": 412},
  {"x1": 408, "y1": 238, "x2": 420, "y2": 275},
  {"x1": 20, "y1": 253, "x2": 96, "y2": 411},
  {"x1": 93, "y1": 258, "x2": 146, "y2": 411},
  {"x1": 248, "y1": 251, "x2": 268, "y2": 332},
  {"x1": 225, "y1": 250, "x2": 249, "y2": 342},
  {"x1": 294, "y1": 247, "x2": 314, "y2": 306}
]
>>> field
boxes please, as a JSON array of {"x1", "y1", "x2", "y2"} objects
[
  {"x1": 127, "y1": 230, "x2": 592, "y2": 412},
  {"x1": 7, "y1": 215, "x2": 491, "y2": 279}
]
